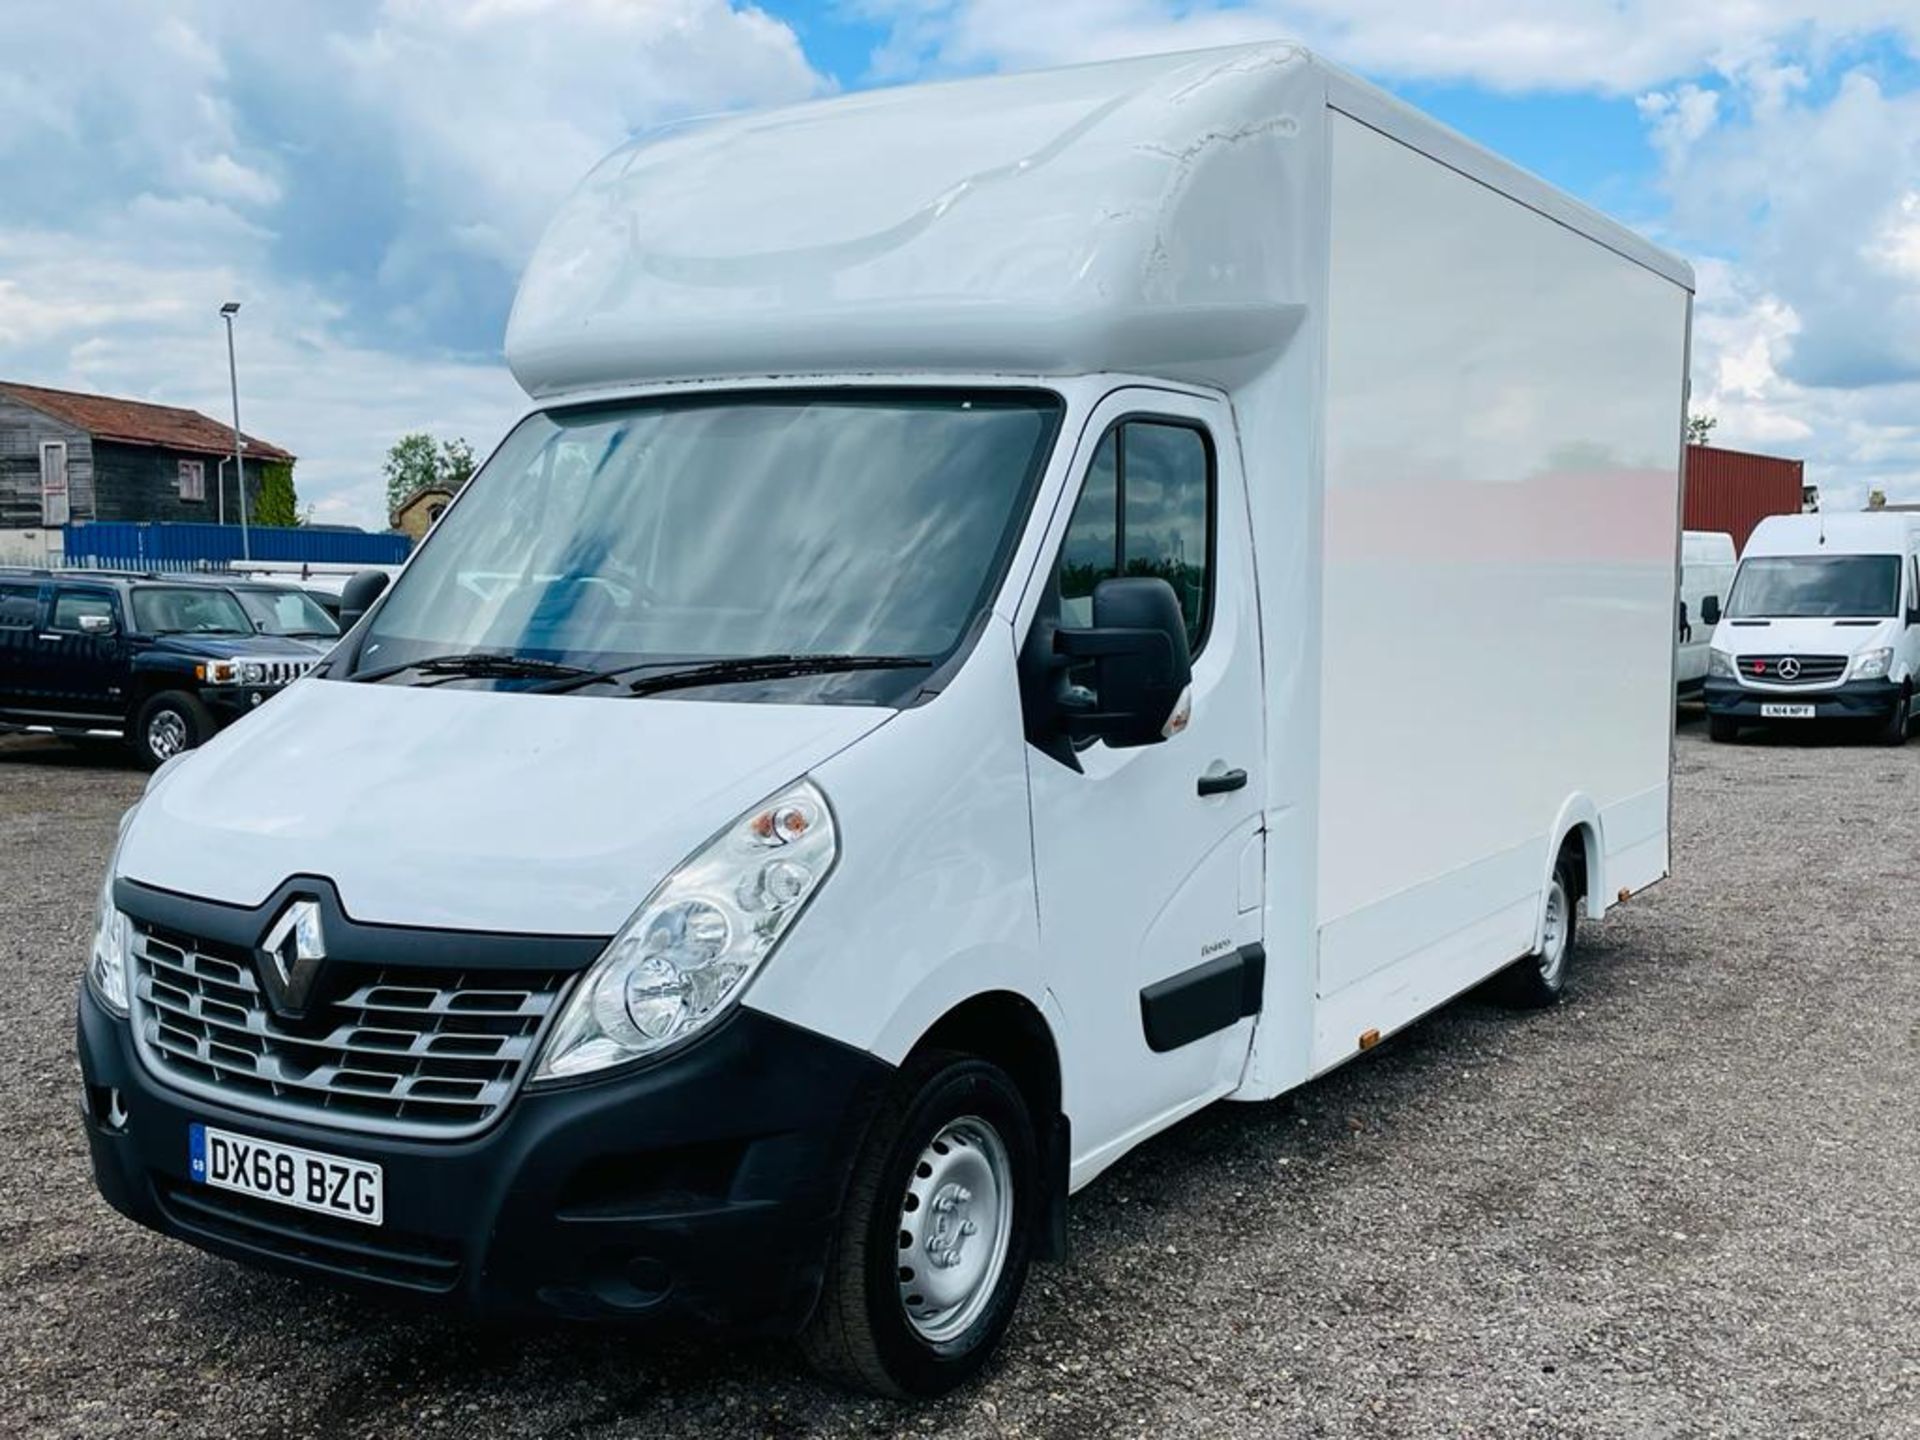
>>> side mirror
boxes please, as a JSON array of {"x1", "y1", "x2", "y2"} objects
[
  {"x1": 1701, "y1": 594, "x2": 1722, "y2": 627},
  {"x1": 77, "y1": 613, "x2": 116, "y2": 636},
  {"x1": 338, "y1": 569, "x2": 391, "y2": 629},
  {"x1": 1055, "y1": 577, "x2": 1193, "y2": 749}
]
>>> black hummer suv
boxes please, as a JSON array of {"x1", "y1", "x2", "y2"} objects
[{"x1": 0, "y1": 569, "x2": 332, "y2": 767}]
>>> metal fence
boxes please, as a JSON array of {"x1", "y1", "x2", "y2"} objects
[{"x1": 62, "y1": 521, "x2": 411, "y2": 573}]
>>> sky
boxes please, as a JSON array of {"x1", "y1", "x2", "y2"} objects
[{"x1": 2, "y1": 1, "x2": 1918, "y2": 527}]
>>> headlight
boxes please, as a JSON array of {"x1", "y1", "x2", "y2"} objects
[
  {"x1": 204, "y1": 660, "x2": 239, "y2": 685},
  {"x1": 88, "y1": 806, "x2": 139, "y2": 1016},
  {"x1": 1708, "y1": 649, "x2": 1738, "y2": 679},
  {"x1": 241, "y1": 661, "x2": 267, "y2": 685},
  {"x1": 532, "y1": 779, "x2": 838, "y2": 1081},
  {"x1": 1850, "y1": 648, "x2": 1894, "y2": 680}
]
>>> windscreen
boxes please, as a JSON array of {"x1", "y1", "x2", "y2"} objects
[
  {"x1": 132, "y1": 587, "x2": 252, "y2": 635},
  {"x1": 357, "y1": 391, "x2": 1061, "y2": 690},
  {"x1": 233, "y1": 587, "x2": 338, "y2": 638},
  {"x1": 1726, "y1": 555, "x2": 1902, "y2": 619}
]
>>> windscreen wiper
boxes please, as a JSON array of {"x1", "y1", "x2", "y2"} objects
[
  {"x1": 535, "y1": 653, "x2": 933, "y2": 696},
  {"x1": 348, "y1": 652, "x2": 594, "y2": 684}
]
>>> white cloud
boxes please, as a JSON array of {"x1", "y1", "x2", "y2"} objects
[
  {"x1": 1691, "y1": 260, "x2": 1920, "y2": 511},
  {"x1": 847, "y1": 1, "x2": 1920, "y2": 94},
  {"x1": 1649, "y1": 60, "x2": 1920, "y2": 392},
  {"x1": 0, "y1": 0, "x2": 827, "y2": 528}
]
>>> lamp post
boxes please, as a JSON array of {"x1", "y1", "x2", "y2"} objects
[{"x1": 220, "y1": 301, "x2": 250, "y2": 560}]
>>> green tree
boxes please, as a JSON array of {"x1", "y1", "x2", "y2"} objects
[
  {"x1": 384, "y1": 431, "x2": 478, "y2": 517},
  {"x1": 383, "y1": 431, "x2": 441, "y2": 513},
  {"x1": 439, "y1": 437, "x2": 477, "y2": 490},
  {"x1": 1686, "y1": 413, "x2": 1717, "y2": 446},
  {"x1": 254, "y1": 460, "x2": 301, "y2": 528}
]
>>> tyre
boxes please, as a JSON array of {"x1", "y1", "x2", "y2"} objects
[
  {"x1": 1707, "y1": 712, "x2": 1740, "y2": 743},
  {"x1": 1493, "y1": 855, "x2": 1579, "y2": 1008},
  {"x1": 801, "y1": 1051, "x2": 1039, "y2": 1397},
  {"x1": 133, "y1": 691, "x2": 214, "y2": 769},
  {"x1": 1875, "y1": 686, "x2": 1912, "y2": 747}
]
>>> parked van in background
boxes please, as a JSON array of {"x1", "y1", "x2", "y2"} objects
[
  {"x1": 1706, "y1": 512, "x2": 1920, "y2": 744},
  {"x1": 77, "y1": 45, "x2": 1692, "y2": 1397},
  {"x1": 1677, "y1": 531, "x2": 1736, "y2": 699}
]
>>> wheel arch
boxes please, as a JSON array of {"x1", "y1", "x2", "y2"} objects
[
  {"x1": 1544, "y1": 795, "x2": 1605, "y2": 928},
  {"x1": 906, "y1": 990, "x2": 1069, "y2": 1262}
]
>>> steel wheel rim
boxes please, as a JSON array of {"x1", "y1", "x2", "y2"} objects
[
  {"x1": 146, "y1": 709, "x2": 188, "y2": 760},
  {"x1": 896, "y1": 1115, "x2": 1013, "y2": 1344},
  {"x1": 1537, "y1": 879, "x2": 1569, "y2": 987}
]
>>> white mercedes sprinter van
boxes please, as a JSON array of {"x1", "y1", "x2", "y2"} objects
[
  {"x1": 1705, "y1": 512, "x2": 1920, "y2": 744},
  {"x1": 1677, "y1": 531, "x2": 1736, "y2": 699},
  {"x1": 79, "y1": 44, "x2": 1692, "y2": 1396}
]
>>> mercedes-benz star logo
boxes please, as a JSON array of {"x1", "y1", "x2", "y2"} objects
[
  {"x1": 258, "y1": 898, "x2": 327, "y2": 1015},
  {"x1": 1776, "y1": 656, "x2": 1802, "y2": 681}
]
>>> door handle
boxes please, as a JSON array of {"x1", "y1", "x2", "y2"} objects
[{"x1": 1197, "y1": 768, "x2": 1248, "y2": 796}]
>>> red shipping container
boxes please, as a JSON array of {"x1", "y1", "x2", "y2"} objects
[{"x1": 1683, "y1": 444, "x2": 1804, "y2": 554}]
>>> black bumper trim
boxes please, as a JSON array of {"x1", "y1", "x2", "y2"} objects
[
  {"x1": 1139, "y1": 943, "x2": 1265, "y2": 1053},
  {"x1": 1703, "y1": 676, "x2": 1902, "y2": 720},
  {"x1": 80, "y1": 985, "x2": 893, "y2": 1329}
]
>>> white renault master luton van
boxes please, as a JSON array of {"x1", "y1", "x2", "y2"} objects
[
  {"x1": 78, "y1": 44, "x2": 1692, "y2": 1396},
  {"x1": 1677, "y1": 531, "x2": 1736, "y2": 699},
  {"x1": 1705, "y1": 512, "x2": 1920, "y2": 744}
]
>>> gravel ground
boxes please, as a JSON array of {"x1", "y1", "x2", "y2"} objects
[{"x1": 3, "y1": 719, "x2": 1916, "y2": 1439}]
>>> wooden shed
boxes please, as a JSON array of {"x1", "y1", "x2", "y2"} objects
[{"x1": 0, "y1": 381, "x2": 295, "y2": 531}]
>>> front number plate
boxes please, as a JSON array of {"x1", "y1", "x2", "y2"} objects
[
  {"x1": 1761, "y1": 703, "x2": 1817, "y2": 719},
  {"x1": 190, "y1": 1123, "x2": 383, "y2": 1226}
]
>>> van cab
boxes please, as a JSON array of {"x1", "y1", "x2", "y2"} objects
[
  {"x1": 76, "y1": 45, "x2": 1692, "y2": 1396},
  {"x1": 1704, "y1": 513, "x2": 1920, "y2": 744},
  {"x1": 0, "y1": 569, "x2": 327, "y2": 765}
]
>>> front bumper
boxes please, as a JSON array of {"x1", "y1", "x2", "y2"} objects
[
  {"x1": 78, "y1": 985, "x2": 891, "y2": 1329},
  {"x1": 201, "y1": 684, "x2": 287, "y2": 725},
  {"x1": 1703, "y1": 676, "x2": 1902, "y2": 720}
]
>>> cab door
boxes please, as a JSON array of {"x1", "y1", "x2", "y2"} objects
[{"x1": 1022, "y1": 389, "x2": 1265, "y2": 1184}]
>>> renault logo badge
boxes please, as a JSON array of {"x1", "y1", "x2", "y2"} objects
[{"x1": 258, "y1": 898, "x2": 327, "y2": 1015}]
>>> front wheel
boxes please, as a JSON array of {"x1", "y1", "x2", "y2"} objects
[
  {"x1": 132, "y1": 691, "x2": 214, "y2": 769},
  {"x1": 1707, "y1": 712, "x2": 1741, "y2": 743},
  {"x1": 1875, "y1": 686, "x2": 1912, "y2": 747},
  {"x1": 801, "y1": 1052, "x2": 1038, "y2": 1397}
]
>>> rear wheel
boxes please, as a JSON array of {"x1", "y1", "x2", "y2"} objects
[
  {"x1": 1707, "y1": 712, "x2": 1741, "y2": 743},
  {"x1": 801, "y1": 1051, "x2": 1038, "y2": 1397},
  {"x1": 1494, "y1": 856, "x2": 1578, "y2": 1008},
  {"x1": 133, "y1": 691, "x2": 213, "y2": 769},
  {"x1": 1875, "y1": 685, "x2": 1912, "y2": 747}
]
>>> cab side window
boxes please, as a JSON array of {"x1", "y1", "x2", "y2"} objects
[
  {"x1": 0, "y1": 583, "x2": 39, "y2": 629},
  {"x1": 1056, "y1": 419, "x2": 1213, "y2": 652},
  {"x1": 51, "y1": 590, "x2": 116, "y2": 632}
]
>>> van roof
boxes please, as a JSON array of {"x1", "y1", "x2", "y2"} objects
[
  {"x1": 1744, "y1": 511, "x2": 1920, "y2": 557},
  {"x1": 506, "y1": 43, "x2": 1690, "y2": 400}
]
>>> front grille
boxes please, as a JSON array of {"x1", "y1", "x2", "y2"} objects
[
  {"x1": 129, "y1": 923, "x2": 568, "y2": 1139},
  {"x1": 1738, "y1": 654, "x2": 1848, "y2": 686},
  {"x1": 155, "y1": 1179, "x2": 462, "y2": 1293},
  {"x1": 251, "y1": 658, "x2": 317, "y2": 686}
]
